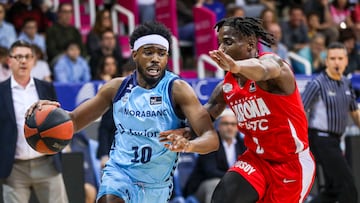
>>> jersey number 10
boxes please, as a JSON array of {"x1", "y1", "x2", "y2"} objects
[{"x1": 131, "y1": 146, "x2": 152, "y2": 163}]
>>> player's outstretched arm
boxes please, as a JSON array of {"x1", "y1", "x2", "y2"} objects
[
  {"x1": 25, "y1": 78, "x2": 123, "y2": 133},
  {"x1": 69, "y1": 78, "x2": 122, "y2": 132},
  {"x1": 160, "y1": 80, "x2": 219, "y2": 154},
  {"x1": 209, "y1": 50, "x2": 295, "y2": 94}
]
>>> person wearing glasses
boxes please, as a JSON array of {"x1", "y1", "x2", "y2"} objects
[
  {"x1": 183, "y1": 108, "x2": 246, "y2": 203},
  {"x1": 0, "y1": 40, "x2": 68, "y2": 203}
]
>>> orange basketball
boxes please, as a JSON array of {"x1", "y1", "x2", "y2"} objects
[{"x1": 24, "y1": 105, "x2": 74, "y2": 154}]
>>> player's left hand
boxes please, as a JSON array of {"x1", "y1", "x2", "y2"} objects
[
  {"x1": 159, "y1": 128, "x2": 192, "y2": 153},
  {"x1": 209, "y1": 49, "x2": 237, "y2": 72}
]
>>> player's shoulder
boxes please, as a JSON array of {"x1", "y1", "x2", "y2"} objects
[{"x1": 98, "y1": 77, "x2": 126, "y2": 97}]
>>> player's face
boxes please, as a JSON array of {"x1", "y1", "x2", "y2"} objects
[
  {"x1": 325, "y1": 48, "x2": 348, "y2": 76},
  {"x1": 133, "y1": 44, "x2": 168, "y2": 88},
  {"x1": 8, "y1": 47, "x2": 35, "y2": 79},
  {"x1": 217, "y1": 26, "x2": 256, "y2": 60}
]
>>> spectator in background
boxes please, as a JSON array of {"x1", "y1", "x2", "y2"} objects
[
  {"x1": 0, "y1": 46, "x2": 10, "y2": 81},
  {"x1": 138, "y1": 0, "x2": 155, "y2": 23},
  {"x1": 330, "y1": 0, "x2": 354, "y2": 29},
  {"x1": 31, "y1": 45, "x2": 52, "y2": 82},
  {"x1": 0, "y1": 3, "x2": 17, "y2": 49},
  {"x1": 302, "y1": 42, "x2": 359, "y2": 203},
  {"x1": 304, "y1": 0, "x2": 339, "y2": 45},
  {"x1": 196, "y1": 0, "x2": 226, "y2": 22},
  {"x1": 177, "y1": 1, "x2": 196, "y2": 44},
  {"x1": 184, "y1": 109, "x2": 246, "y2": 203},
  {"x1": 53, "y1": 41, "x2": 91, "y2": 83},
  {"x1": 280, "y1": 5, "x2": 309, "y2": 52},
  {"x1": 260, "y1": 22, "x2": 290, "y2": 63},
  {"x1": 306, "y1": 12, "x2": 322, "y2": 39},
  {"x1": 6, "y1": 0, "x2": 50, "y2": 33},
  {"x1": 46, "y1": 3, "x2": 85, "y2": 65},
  {"x1": 225, "y1": 3, "x2": 245, "y2": 18},
  {"x1": 297, "y1": 33, "x2": 327, "y2": 74},
  {"x1": 93, "y1": 55, "x2": 120, "y2": 81},
  {"x1": 89, "y1": 29, "x2": 123, "y2": 79},
  {"x1": 259, "y1": 7, "x2": 278, "y2": 30},
  {"x1": 86, "y1": 9, "x2": 116, "y2": 56},
  {"x1": 18, "y1": 18, "x2": 46, "y2": 55},
  {"x1": 339, "y1": 28, "x2": 360, "y2": 75}
]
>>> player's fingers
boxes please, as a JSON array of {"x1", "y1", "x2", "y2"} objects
[{"x1": 37, "y1": 100, "x2": 60, "y2": 111}]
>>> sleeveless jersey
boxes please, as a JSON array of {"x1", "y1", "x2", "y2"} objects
[
  {"x1": 110, "y1": 71, "x2": 184, "y2": 184},
  {"x1": 223, "y1": 71, "x2": 308, "y2": 162}
]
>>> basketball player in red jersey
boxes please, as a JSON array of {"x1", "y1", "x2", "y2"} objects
[{"x1": 207, "y1": 17, "x2": 315, "y2": 203}]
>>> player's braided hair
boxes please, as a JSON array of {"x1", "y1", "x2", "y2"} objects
[{"x1": 214, "y1": 17, "x2": 275, "y2": 47}]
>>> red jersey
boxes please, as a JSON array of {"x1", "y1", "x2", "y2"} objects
[{"x1": 223, "y1": 72, "x2": 308, "y2": 162}]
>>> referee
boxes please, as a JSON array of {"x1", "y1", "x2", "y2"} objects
[{"x1": 302, "y1": 42, "x2": 359, "y2": 203}]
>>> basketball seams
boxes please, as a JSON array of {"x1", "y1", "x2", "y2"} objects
[
  {"x1": 35, "y1": 105, "x2": 57, "y2": 126},
  {"x1": 37, "y1": 108, "x2": 71, "y2": 132},
  {"x1": 24, "y1": 105, "x2": 74, "y2": 154},
  {"x1": 39, "y1": 121, "x2": 73, "y2": 139}
]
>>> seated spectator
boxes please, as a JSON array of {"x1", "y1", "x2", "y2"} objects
[
  {"x1": 184, "y1": 109, "x2": 246, "y2": 203},
  {"x1": 138, "y1": 0, "x2": 155, "y2": 23},
  {"x1": 306, "y1": 12, "x2": 321, "y2": 39},
  {"x1": 0, "y1": 3, "x2": 17, "y2": 49},
  {"x1": 0, "y1": 46, "x2": 10, "y2": 82},
  {"x1": 339, "y1": 28, "x2": 360, "y2": 75},
  {"x1": 304, "y1": 0, "x2": 339, "y2": 45},
  {"x1": 53, "y1": 41, "x2": 91, "y2": 83},
  {"x1": 86, "y1": 9, "x2": 115, "y2": 56},
  {"x1": 196, "y1": 0, "x2": 226, "y2": 22},
  {"x1": 330, "y1": 0, "x2": 354, "y2": 29},
  {"x1": 260, "y1": 22, "x2": 290, "y2": 63},
  {"x1": 280, "y1": 5, "x2": 309, "y2": 52},
  {"x1": 31, "y1": 45, "x2": 52, "y2": 82},
  {"x1": 296, "y1": 33, "x2": 327, "y2": 74},
  {"x1": 93, "y1": 55, "x2": 120, "y2": 81},
  {"x1": 225, "y1": 3, "x2": 245, "y2": 18},
  {"x1": 177, "y1": 1, "x2": 196, "y2": 44},
  {"x1": 46, "y1": 2, "x2": 85, "y2": 65},
  {"x1": 89, "y1": 29, "x2": 123, "y2": 79},
  {"x1": 6, "y1": 0, "x2": 50, "y2": 33},
  {"x1": 259, "y1": 7, "x2": 278, "y2": 30},
  {"x1": 18, "y1": 18, "x2": 46, "y2": 54}
]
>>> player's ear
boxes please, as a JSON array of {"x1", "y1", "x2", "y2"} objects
[{"x1": 247, "y1": 39, "x2": 255, "y2": 52}]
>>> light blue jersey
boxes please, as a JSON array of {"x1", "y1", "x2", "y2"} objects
[{"x1": 97, "y1": 71, "x2": 185, "y2": 202}]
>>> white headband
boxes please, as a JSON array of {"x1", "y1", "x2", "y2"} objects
[{"x1": 133, "y1": 34, "x2": 169, "y2": 51}]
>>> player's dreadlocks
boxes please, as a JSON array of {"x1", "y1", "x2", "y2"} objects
[{"x1": 214, "y1": 17, "x2": 275, "y2": 47}]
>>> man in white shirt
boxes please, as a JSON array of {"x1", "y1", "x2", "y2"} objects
[{"x1": 0, "y1": 40, "x2": 68, "y2": 203}]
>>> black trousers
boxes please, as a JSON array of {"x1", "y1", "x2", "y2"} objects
[{"x1": 308, "y1": 130, "x2": 358, "y2": 203}]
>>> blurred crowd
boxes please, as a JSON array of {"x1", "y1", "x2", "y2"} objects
[
  {"x1": 1, "y1": 0, "x2": 360, "y2": 203},
  {"x1": 2, "y1": 0, "x2": 360, "y2": 84}
]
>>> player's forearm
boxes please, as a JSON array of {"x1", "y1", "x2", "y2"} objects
[
  {"x1": 188, "y1": 130, "x2": 219, "y2": 154},
  {"x1": 234, "y1": 58, "x2": 280, "y2": 81}
]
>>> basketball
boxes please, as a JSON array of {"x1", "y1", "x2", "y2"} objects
[{"x1": 24, "y1": 105, "x2": 74, "y2": 154}]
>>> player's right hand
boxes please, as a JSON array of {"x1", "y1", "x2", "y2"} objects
[{"x1": 25, "y1": 100, "x2": 60, "y2": 119}]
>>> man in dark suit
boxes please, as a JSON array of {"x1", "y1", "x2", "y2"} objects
[
  {"x1": 0, "y1": 41, "x2": 68, "y2": 203},
  {"x1": 184, "y1": 109, "x2": 246, "y2": 203}
]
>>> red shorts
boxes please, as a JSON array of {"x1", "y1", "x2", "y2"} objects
[{"x1": 229, "y1": 148, "x2": 315, "y2": 203}]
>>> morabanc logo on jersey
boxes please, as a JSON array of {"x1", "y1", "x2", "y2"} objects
[{"x1": 230, "y1": 96, "x2": 271, "y2": 131}]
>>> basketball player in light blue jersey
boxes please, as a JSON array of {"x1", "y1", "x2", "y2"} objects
[{"x1": 26, "y1": 21, "x2": 219, "y2": 203}]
